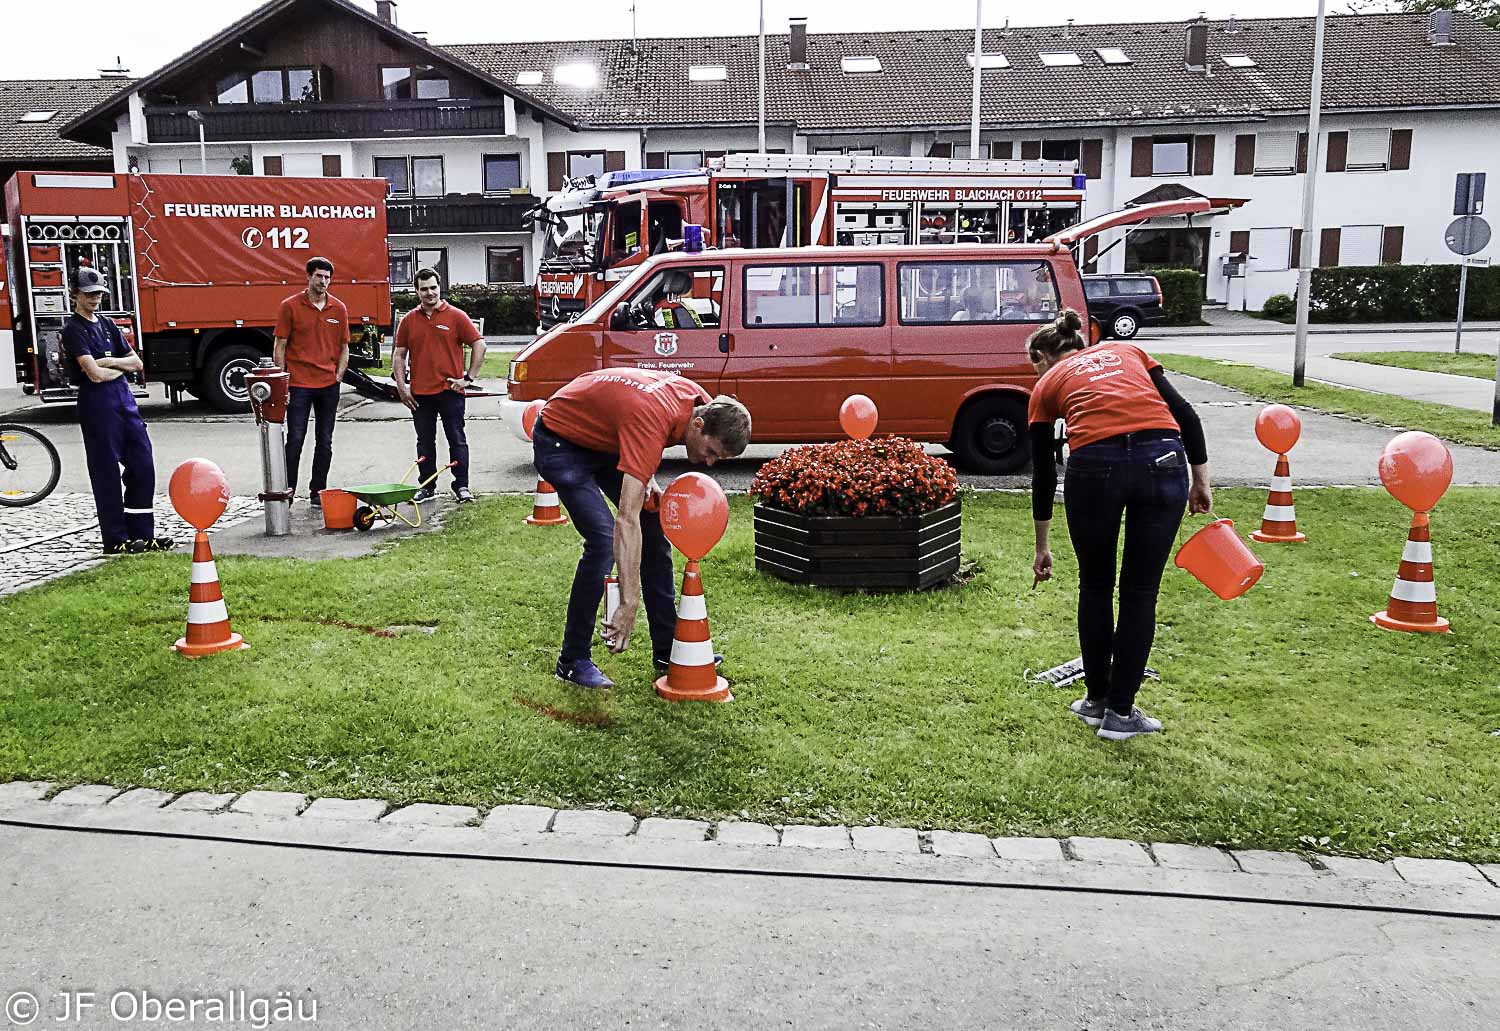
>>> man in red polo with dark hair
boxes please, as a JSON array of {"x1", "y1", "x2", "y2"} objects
[
  {"x1": 273, "y1": 256, "x2": 349, "y2": 508},
  {"x1": 392, "y1": 267, "x2": 485, "y2": 503}
]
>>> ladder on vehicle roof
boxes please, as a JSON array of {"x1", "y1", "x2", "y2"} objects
[{"x1": 713, "y1": 153, "x2": 1079, "y2": 177}]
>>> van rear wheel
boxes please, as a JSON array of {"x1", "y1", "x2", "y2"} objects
[{"x1": 952, "y1": 395, "x2": 1029, "y2": 475}]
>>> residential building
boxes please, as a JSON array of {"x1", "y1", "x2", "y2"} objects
[{"x1": 50, "y1": 3, "x2": 1500, "y2": 310}]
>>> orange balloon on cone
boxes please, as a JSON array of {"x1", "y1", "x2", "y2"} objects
[
  {"x1": 1372, "y1": 512, "x2": 1450, "y2": 634},
  {"x1": 174, "y1": 531, "x2": 248, "y2": 657},
  {"x1": 525, "y1": 479, "x2": 569, "y2": 526},
  {"x1": 655, "y1": 560, "x2": 731, "y2": 703},
  {"x1": 1250, "y1": 454, "x2": 1307, "y2": 543},
  {"x1": 169, "y1": 458, "x2": 230, "y2": 530},
  {"x1": 522, "y1": 399, "x2": 543, "y2": 441},
  {"x1": 658, "y1": 472, "x2": 728, "y2": 560}
]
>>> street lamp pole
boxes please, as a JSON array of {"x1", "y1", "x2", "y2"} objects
[
  {"x1": 969, "y1": 0, "x2": 983, "y2": 160},
  {"x1": 1292, "y1": 0, "x2": 1327, "y2": 387}
]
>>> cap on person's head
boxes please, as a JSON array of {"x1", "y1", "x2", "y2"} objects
[
  {"x1": 72, "y1": 267, "x2": 109, "y2": 295},
  {"x1": 305, "y1": 256, "x2": 334, "y2": 276}
]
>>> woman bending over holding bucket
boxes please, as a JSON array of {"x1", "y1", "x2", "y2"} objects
[{"x1": 1028, "y1": 310, "x2": 1212, "y2": 741}]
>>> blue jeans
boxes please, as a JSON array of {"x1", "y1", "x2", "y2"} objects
[
  {"x1": 285, "y1": 383, "x2": 340, "y2": 496},
  {"x1": 532, "y1": 421, "x2": 677, "y2": 664},
  {"x1": 1063, "y1": 430, "x2": 1189, "y2": 714},
  {"x1": 413, "y1": 391, "x2": 468, "y2": 490}
]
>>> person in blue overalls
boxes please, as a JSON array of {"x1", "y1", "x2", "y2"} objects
[{"x1": 62, "y1": 267, "x2": 174, "y2": 555}]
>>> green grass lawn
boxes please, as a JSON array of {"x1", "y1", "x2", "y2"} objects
[
  {"x1": 1159, "y1": 353, "x2": 1500, "y2": 451},
  {"x1": 1330, "y1": 350, "x2": 1498, "y2": 381},
  {"x1": 369, "y1": 349, "x2": 515, "y2": 381},
  {"x1": 3, "y1": 489, "x2": 1498, "y2": 861}
]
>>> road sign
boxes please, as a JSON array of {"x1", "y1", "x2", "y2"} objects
[
  {"x1": 1454, "y1": 172, "x2": 1486, "y2": 216},
  {"x1": 1464, "y1": 256, "x2": 1491, "y2": 267},
  {"x1": 1445, "y1": 215, "x2": 1491, "y2": 256}
]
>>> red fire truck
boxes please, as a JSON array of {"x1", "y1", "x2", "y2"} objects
[
  {"x1": 4, "y1": 171, "x2": 391, "y2": 411},
  {"x1": 531, "y1": 152, "x2": 1088, "y2": 329}
]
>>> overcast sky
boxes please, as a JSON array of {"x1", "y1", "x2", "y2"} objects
[{"x1": 6, "y1": 0, "x2": 1368, "y2": 80}]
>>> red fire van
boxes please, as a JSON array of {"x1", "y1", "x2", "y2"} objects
[{"x1": 507, "y1": 197, "x2": 1209, "y2": 473}]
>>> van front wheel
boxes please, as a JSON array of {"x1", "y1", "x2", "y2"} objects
[{"x1": 952, "y1": 395, "x2": 1029, "y2": 475}]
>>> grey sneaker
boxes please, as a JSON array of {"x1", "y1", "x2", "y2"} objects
[
  {"x1": 1069, "y1": 696, "x2": 1107, "y2": 728},
  {"x1": 1097, "y1": 707, "x2": 1163, "y2": 741},
  {"x1": 454, "y1": 486, "x2": 474, "y2": 504},
  {"x1": 412, "y1": 486, "x2": 437, "y2": 504}
]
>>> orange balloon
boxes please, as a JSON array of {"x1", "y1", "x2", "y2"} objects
[
  {"x1": 1378, "y1": 431, "x2": 1453, "y2": 513},
  {"x1": 1254, "y1": 404, "x2": 1301, "y2": 455},
  {"x1": 522, "y1": 399, "x2": 544, "y2": 441},
  {"x1": 169, "y1": 458, "x2": 230, "y2": 530},
  {"x1": 658, "y1": 472, "x2": 728, "y2": 560},
  {"x1": 840, "y1": 394, "x2": 878, "y2": 440}
]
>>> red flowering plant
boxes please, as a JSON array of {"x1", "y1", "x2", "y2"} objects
[{"x1": 748, "y1": 437, "x2": 959, "y2": 518}]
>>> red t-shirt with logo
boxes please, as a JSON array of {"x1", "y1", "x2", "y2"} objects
[
  {"x1": 275, "y1": 291, "x2": 349, "y2": 389},
  {"x1": 396, "y1": 301, "x2": 483, "y2": 395},
  {"x1": 1027, "y1": 342, "x2": 1180, "y2": 450},
  {"x1": 542, "y1": 369, "x2": 712, "y2": 484}
]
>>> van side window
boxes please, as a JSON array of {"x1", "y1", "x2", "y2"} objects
[
  {"x1": 743, "y1": 263, "x2": 883, "y2": 327},
  {"x1": 898, "y1": 261, "x2": 1060, "y2": 324},
  {"x1": 622, "y1": 266, "x2": 724, "y2": 329}
]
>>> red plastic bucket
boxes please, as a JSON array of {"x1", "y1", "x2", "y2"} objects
[
  {"x1": 1174, "y1": 518, "x2": 1264, "y2": 600},
  {"x1": 319, "y1": 489, "x2": 357, "y2": 530}
]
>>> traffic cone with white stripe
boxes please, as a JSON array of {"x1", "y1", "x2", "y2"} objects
[
  {"x1": 1250, "y1": 455, "x2": 1307, "y2": 543},
  {"x1": 654, "y1": 560, "x2": 731, "y2": 703},
  {"x1": 173, "y1": 531, "x2": 249, "y2": 657},
  {"x1": 1371, "y1": 512, "x2": 1450, "y2": 634},
  {"x1": 525, "y1": 479, "x2": 569, "y2": 526}
]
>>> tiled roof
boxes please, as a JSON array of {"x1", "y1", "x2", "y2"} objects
[
  {"x1": 0, "y1": 78, "x2": 129, "y2": 161},
  {"x1": 445, "y1": 13, "x2": 1500, "y2": 130}
]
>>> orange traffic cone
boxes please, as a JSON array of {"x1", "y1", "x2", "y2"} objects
[
  {"x1": 1371, "y1": 512, "x2": 1450, "y2": 634},
  {"x1": 525, "y1": 479, "x2": 569, "y2": 526},
  {"x1": 1250, "y1": 455, "x2": 1307, "y2": 543},
  {"x1": 655, "y1": 560, "x2": 731, "y2": 703},
  {"x1": 173, "y1": 531, "x2": 249, "y2": 657}
]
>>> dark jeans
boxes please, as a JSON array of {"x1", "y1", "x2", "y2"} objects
[
  {"x1": 285, "y1": 383, "x2": 340, "y2": 497},
  {"x1": 532, "y1": 421, "x2": 677, "y2": 664},
  {"x1": 413, "y1": 390, "x2": 468, "y2": 490},
  {"x1": 1063, "y1": 430, "x2": 1189, "y2": 715},
  {"x1": 78, "y1": 380, "x2": 155, "y2": 547}
]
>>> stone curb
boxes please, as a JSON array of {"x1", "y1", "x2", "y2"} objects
[{"x1": 2, "y1": 781, "x2": 1496, "y2": 896}]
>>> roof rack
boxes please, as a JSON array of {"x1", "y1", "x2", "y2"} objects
[{"x1": 714, "y1": 153, "x2": 1078, "y2": 176}]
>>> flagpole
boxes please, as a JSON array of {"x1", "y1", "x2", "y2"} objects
[
  {"x1": 1293, "y1": 0, "x2": 1327, "y2": 387},
  {"x1": 970, "y1": 0, "x2": 983, "y2": 159},
  {"x1": 759, "y1": 0, "x2": 767, "y2": 154}
]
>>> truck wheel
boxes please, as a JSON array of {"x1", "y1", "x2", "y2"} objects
[
  {"x1": 199, "y1": 344, "x2": 262, "y2": 413},
  {"x1": 952, "y1": 395, "x2": 1029, "y2": 475},
  {"x1": 1110, "y1": 311, "x2": 1140, "y2": 340}
]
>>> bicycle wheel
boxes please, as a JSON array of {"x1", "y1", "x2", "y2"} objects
[{"x1": 0, "y1": 424, "x2": 62, "y2": 507}]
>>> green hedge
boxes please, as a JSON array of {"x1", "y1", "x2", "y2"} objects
[
  {"x1": 390, "y1": 284, "x2": 535, "y2": 335},
  {"x1": 1309, "y1": 265, "x2": 1500, "y2": 323},
  {"x1": 1141, "y1": 267, "x2": 1205, "y2": 326}
]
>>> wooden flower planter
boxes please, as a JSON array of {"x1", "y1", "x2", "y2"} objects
[{"x1": 753, "y1": 499, "x2": 962, "y2": 589}]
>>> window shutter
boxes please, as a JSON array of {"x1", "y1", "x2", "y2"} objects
[
  {"x1": 1296, "y1": 133, "x2": 1308, "y2": 174},
  {"x1": 1081, "y1": 138, "x2": 1103, "y2": 179},
  {"x1": 1325, "y1": 131, "x2": 1348, "y2": 172},
  {"x1": 645, "y1": 152, "x2": 665, "y2": 168},
  {"x1": 321, "y1": 154, "x2": 341, "y2": 178},
  {"x1": 1229, "y1": 230, "x2": 1251, "y2": 254},
  {"x1": 704, "y1": 150, "x2": 726, "y2": 160},
  {"x1": 604, "y1": 151, "x2": 626, "y2": 172},
  {"x1": 1234, "y1": 135, "x2": 1255, "y2": 175},
  {"x1": 263, "y1": 155, "x2": 283, "y2": 176},
  {"x1": 1389, "y1": 129, "x2": 1412, "y2": 171},
  {"x1": 1291, "y1": 229, "x2": 1303, "y2": 267},
  {"x1": 1193, "y1": 134, "x2": 1216, "y2": 176},
  {"x1": 547, "y1": 152, "x2": 565, "y2": 191},
  {"x1": 1020, "y1": 140, "x2": 1041, "y2": 160},
  {"x1": 1382, "y1": 226, "x2": 1404, "y2": 264},
  {"x1": 1131, "y1": 137, "x2": 1152, "y2": 177},
  {"x1": 928, "y1": 142, "x2": 952, "y2": 158},
  {"x1": 990, "y1": 140, "x2": 1013, "y2": 159},
  {"x1": 1319, "y1": 227, "x2": 1341, "y2": 267}
]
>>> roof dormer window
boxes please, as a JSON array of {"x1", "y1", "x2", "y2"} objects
[
  {"x1": 19, "y1": 111, "x2": 57, "y2": 122},
  {"x1": 1096, "y1": 48, "x2": 1132, "y2": 65},
  {"x1": 1040, "y1": 52, "x2": 1083, "y2": 67},
  {"x1": 689, "y1": 65, "x2": 728, "y2": 82},
  {"x1": 840, "y1": 56, "x2": 883, "y2": 74},
  {"x1": 516, "y1": 71, "x2": 544, "y2": 86},
  {"x1": 552, "y1": 62, "x2": 599, "y2": 89},
  {"x1": 1221, "y1": 55, "x2": 1258, "y2": 68},
  {"x1": 966, "y1": 53, "x2": 1010, "y2": 69}
]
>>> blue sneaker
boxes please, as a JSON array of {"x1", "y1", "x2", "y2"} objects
[{"x1": 555, "y1": 658, "x2": 615, "y2": 690}]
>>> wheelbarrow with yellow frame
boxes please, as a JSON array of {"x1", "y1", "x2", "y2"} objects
[{"x1": 348, "y1": 457, "x2": 456, "y2": 532}]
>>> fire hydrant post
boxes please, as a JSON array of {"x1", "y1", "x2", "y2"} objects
[{"x1": 244, "y1": 357, "x2": 292, "y2": 536}]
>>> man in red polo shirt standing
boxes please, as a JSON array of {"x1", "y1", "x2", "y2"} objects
[
  {"x1": 273, "y1": 256, "x2": 349, "y2": 508},
  {"x1": 535, "y1": 368, "x2": 752, "y2": 689},
  {"x1": 391, "y1": 268, "x2": 485, "y2": 503}
]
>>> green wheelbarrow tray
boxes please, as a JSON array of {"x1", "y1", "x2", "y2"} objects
[{"x1": 346, "y1": 457, "x2": 455, "y2": 531}]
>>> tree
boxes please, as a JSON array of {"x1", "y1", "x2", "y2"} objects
[{"x1": 1344, "y1": 0, "x2": 1500, "y2": 29}]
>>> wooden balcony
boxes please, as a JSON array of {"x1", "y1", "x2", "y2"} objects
[
  {"x1": 143, "y1": 99, "x2": 509, "y2": 142},
  {"x1": 386, "y1": 193, "x2": 537, "y2": 234}
]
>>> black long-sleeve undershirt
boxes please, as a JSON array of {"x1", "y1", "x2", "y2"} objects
[{"x1": 1030, "y1": 366, "x2": 1207, "y2": 522}]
